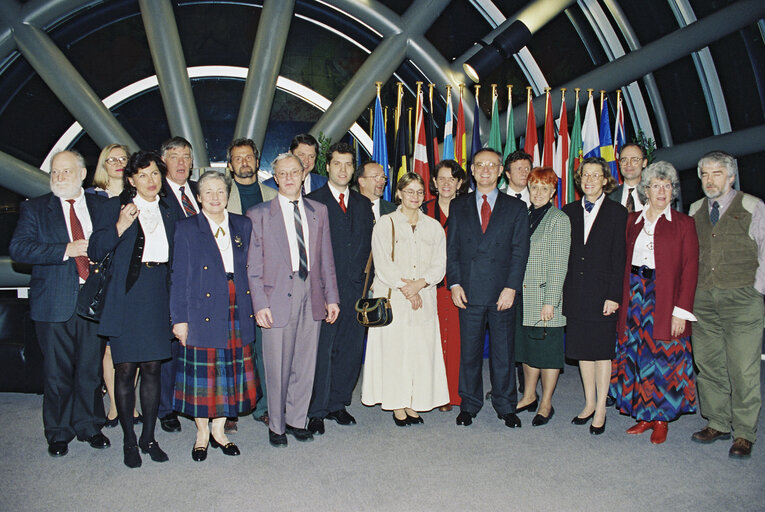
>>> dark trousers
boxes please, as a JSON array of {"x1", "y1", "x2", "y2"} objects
[
  {"x1": 35, "y1": 314, "x2": 105, "y2": 443},
  {"x1": 158, "y1": 339, "x2": 180, "y2": 418},
  {"x1": 458, "y1": 303, "x2": 518, "y2": 416},
  {"x1": 308, "y1": 288, "x2": 365, "y2": 418}
]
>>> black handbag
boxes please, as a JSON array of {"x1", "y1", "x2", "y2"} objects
[
  {"x1": 354, "y1": 218, "x2": 394, "y2": 328},
  {"x1": 76, "y1": 253, "x2": 112, "y2": 322}
]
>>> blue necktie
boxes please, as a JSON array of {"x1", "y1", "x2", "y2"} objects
[
  {"x1": 710, "y1": 201, "x2": 720, "y2": 226},
  {"x1": 584, "y1": 199, "x2": 595, "y2": 213}
]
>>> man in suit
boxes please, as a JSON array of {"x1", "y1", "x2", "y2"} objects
[
  {"x1": 609, "y1": 143, "x2": 647, "y2": 212},
  {"x1": 158, "y1": 136, "x2": 198, "y2": 433},
  {"x1": 446, "y1": 148, "x2": 530, "y2": 428},
  {"x1": 499, "y1": 150, "x2": 532, "y2": 207},
  {"x1": 247, "y1": 153, "x2": 340, "y2": 447},
  {"x1": 689, "y1": 150, "x2": 765, "y2": 459},
  {"x1": 9, "y1": 149, "x2": 110, "y2": 457},
  {"x1": 306, "y1": 143, "x2": 374, "y2": 435},
  {"x1": 225, "y1": 137, "x2": 278, "y2": 215},
  {"x1": 263, "y1": 134, "x2": 328, "y2": 194},
  {"x1": 355, "y1": 161, "x2": 396, "y2": 220}
]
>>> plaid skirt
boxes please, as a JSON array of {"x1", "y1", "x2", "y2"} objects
[{"x1": 173, "y1": 279, "x2": 260, "y2": 418}]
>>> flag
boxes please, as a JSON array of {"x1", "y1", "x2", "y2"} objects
[
  {"x1": 542, "y1": 90, "x2": 554, "y2": 167},
  {"x1": 567, "y1": 95, "x2": 583, "y2": 203},
  {"x1": 503, "y1": 87, "x2": 516, "y2": 161},
  {"x1": 391, "y1": 92, "x2": 409, "y2": 197},
  {"x1": 524, "y1": 90, "x2": 540, "y2": 167},
  {"x1": 554, "y1": 94, "x2": 569, "y2": 207},
  {"x1": 442, "y1": 93, "x2": 454, "y2": 161},
  {"x1": 455, "y1": 92, "x2": 467, "y2": 170},
  {"x1": 488, "y1": 89, "x2": 502, "y2": 154},
  {"x1": 581, "y1": 94, "x2": 600, "y2": 159},
  {"x1": 613, "y1": 92, "x2": 626, "y2": 184},
  {"x1": 424, "y1": 92, "x2": 437, "y2": 202},
  {"x1": 599, "y1": 96, "x2": 618, "y2": 182},
  {"x1": 413, "y1": 89, "x2": 429, "y2": 185},
  {"x1": 372, "y1": 93, "x2": 390, "y2": 201},
  {"x1": 470, "y1": 91, "x2": 482, "y2": 162}
]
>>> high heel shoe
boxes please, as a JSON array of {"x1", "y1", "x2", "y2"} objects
[
  {"x1": 571, "y1": 411, "x2": 595, "y2": 425},
  {"x1": 406, "y1": 413, "x2": 424, "y2": 425},
  {"x1": 393, "y1": 412, "x2": 409, "y2": 427},
  {"x1": 191, "y1": 444, "x2": 208, "y2": 462},
  {"x1": 531, "y1": 407, "x2": 554, "y2": 427},
  {"x1": 516, "y1": 400, "x2": 538, "y2": 413},
  {"x1": 589, "y1": 418, "x2": 607, "y2": 435},
  {"x1": 210, "y1": 435, "x2": 240, "y2": 456},
  {"x1": 104, "y1": 416, "x2": 119, "y2": 428}
]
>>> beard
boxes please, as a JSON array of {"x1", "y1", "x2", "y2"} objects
[
  {"x1": 703, "y1": 186, "x2": 723, "y2": 199},
  {"x1": 234, "y1": 165, "x2": 255, "y2": 179},
  {"x1": 51, "y1": 180, "x2": 81, "y2": 199}
]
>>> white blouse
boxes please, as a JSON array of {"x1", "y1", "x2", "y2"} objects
[{"x1": 134, "y1": 195, "x2": 169, "y2": 262}]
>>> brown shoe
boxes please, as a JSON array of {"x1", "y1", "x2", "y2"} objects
[
  {"x1": 691, "y1": 426, "x2": 731, "y2": 444},
  {"x1": 439, "y1": 405, "x2": 453, "y2": 412},
  {"x1": 729, "y1": 438, "x2": 753, "y2": 459}
]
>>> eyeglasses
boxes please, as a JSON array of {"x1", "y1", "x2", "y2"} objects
[
  {"x1": 649, "y1": 182, "x2": 673, "y2": 192},
  {"x1": 364, "y1": 174, "x2": 387, "y2": 182},
  {"x1": 581, "y1": 172, "x2": 604, "y2": 181},
  {"x1": 275, "y1": 170, "x2": 303, "y2": 179},
  {"x1": 105, "y1": 157, "x2": 128, "y2": 165},
  {"x1": 401, "y1": 189, "x2": 424, "y2": 197},
  {"x1": 528, "y1": 319, "x2": 548, "y2": 340},
  {"x1": 619, "y1": 157, "x2": 643, "y2": 165},
  {"x1": 474, "y1": 162, "x2": 499, "y2": 170}
]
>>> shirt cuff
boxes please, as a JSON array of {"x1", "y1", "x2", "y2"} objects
[{"x1": 672, "y1": 306, "x2": 697, "y2": 322}]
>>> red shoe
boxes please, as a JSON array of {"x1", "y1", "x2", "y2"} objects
[
  {"x1": 626, "y1": 420, "x2": 655, "y2": 435},
  {"x1": 650, "y1": 421, "x2": 668, "y2": 444}
]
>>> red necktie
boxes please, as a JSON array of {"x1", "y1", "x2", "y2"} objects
[
  {"x1": 66, "y1": 199, "x2": 89, "y2": 281},
  {"x1": 338, "y1": 193, "x2": 347, "y2": 213},
  {"x1": 179, "y1": 186, "x2": 197, "y2": 217},
  {"x1": 480, "y1": 194, "x2": 491, "y2": 233}
]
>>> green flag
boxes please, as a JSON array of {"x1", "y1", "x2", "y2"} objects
[
  {"x1": 488, "y1": 93, "x2": 502, "y2": 154},
  {"x1": 567, "y1": 100, "x2": 582, "y2": 204},
  {"x1": 503, "y1": 98, "x2": 516, "y2": 161}
]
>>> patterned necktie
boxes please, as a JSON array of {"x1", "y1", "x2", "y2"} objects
[
  {"x1": 584, "y1": 198, "x2": 595, "y2": 213},
  {"x1": 291, "y1": 200, "x2": 308, "y2": 280},
  {"x1": 338, "y1": 192, "x2": 347, "y2": 213},
  {"x1": 625, "y1": 188, "x2": 635, "y2": 213},
  {"x1": 710, "y1": 201, "x2": 720, "y2": 226},
  {"x1": 66, "y1": 199, "x2": 89, "y2": 281},
  {"x1": 179, "y1": 186, "x2": 197, "y2": 217},
  {"x1": 480, "y1": 194, "x2": 491, "y2": 234}
]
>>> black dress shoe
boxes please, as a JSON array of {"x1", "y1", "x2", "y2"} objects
[
  {"x1": 139, "y1": 440, "x2": 169, "y2": 462},
  {"x1": 160, "y1": 414, "x2": 181, "y2": 433},
  {"x1": 285, "y1": 425, "x2": 314, "y2": 442},
  {"x1": 456, "y1": 411, "x2": 474, "y2": 426},
  {"x1": 81, "y1": 432, "x2": 111, "y2": 449},
  {"x1": 191, "y1": 445, "x2": 208, "y2": 462},
  {"x1": 326, "y1": 409, "x2": 356, "y2": 425},
  {"x1": 210, "y1": 435, "x2": 241, "y2": 455},
  {"x1": 499, "y1": 412, "x2": 522, "y2": 428},
  {"x1": 515, "y1": 400, "x2": 538, "y2": 413},
  {"x1": 48, "y1": 441, "x2": 68, "y2": 457},
  {"x1": 393, "y1": 412, "x2": 409, "y2": 427},
  {"x1": 406, "y1": 414, "x2": 424, "y2": 425},
  {"x1": 590, "y1": 418, "x2": 607, "y2": 435},
  {"x1": 104, "y1": 417, "x2": 119, "y2": 428},
  {"x1": 269, "y1": 429, "x2": 287, "y2": 448},
  {"x1": 531, "y1": 407, "x2": 554, "y2": 427},
  {"x1": 123, "y1": 444, "x2": 142, "y2": 468},
  {"x1": 307, "y1": 417, "x2": 325, "y2": 435},
  {"x1": 571, "y1": 411, "x2": 595, "y2": 425}
]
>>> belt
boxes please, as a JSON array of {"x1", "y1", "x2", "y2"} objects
[
  {"x1": 143, "y1": 261, "x2": 167, "y2": 268},
  {"x1": 631, "y1": 265, "x2": 654, "y2": 279}
]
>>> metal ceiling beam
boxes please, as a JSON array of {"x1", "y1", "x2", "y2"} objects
[
  {"x1": 139, "y1": 0, "x2": 208, "y2": 166},
  {"x1": 0, "y1": 150, "x2": 49, "y2": 198},
  {"x1": 234, "y1": 0, "x2": 296, "y2": 151},
  {"x1": 654, "y1": 124, "x2": 765, "y2": 171}
]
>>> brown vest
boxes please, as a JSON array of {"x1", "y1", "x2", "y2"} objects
[{"x1": 693, "y1": 192, "x2": 758, "y2": 290}]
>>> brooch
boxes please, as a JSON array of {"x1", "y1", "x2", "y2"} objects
[{"x1": 233, "y1": 235, "x2": 243, "y2": 248}]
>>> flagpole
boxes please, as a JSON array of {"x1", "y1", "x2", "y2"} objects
[
  {"x1": 408, "y1": 107, "x2": 413, "y2": 153},
  {"x1": 544, "y1": 86, "x2": 551, "y2": 118},
  {"x1": 415, "y1": 81, "x2": 423, "y2": 133},
  {"x1": 384, "y1": 105, "x2": 388, "y2": 134},
  {"x1": 395, "y1": 82, "x2": 403, "y2": 134},
  {"x1": 526, "y1": 86, "x2": 532, "y2": 114},
  {"x1": 369, "y1": 107, "x2": 374, "y2": 139},
  {"x1": 599, "y1": 89, "x2": 606, "y2": 114},
  {"x1": 428, "y1": 82, "x2": 435, "y2": 112},
  {"x1": 587, "y1": 88, "x2": 593, "y2": 100}
]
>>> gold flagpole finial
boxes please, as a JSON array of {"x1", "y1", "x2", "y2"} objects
[{"x1": 375, "y1": 81, "x2": 383, "y2": 95}]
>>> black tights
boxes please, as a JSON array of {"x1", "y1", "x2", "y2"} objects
[{"x1": 114, "y1": 360, "x2": 161, "y2": 447}]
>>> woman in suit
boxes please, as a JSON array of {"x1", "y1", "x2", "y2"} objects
[
  {"x1": 562, "y1": 157, "x2": 627, "y2": 435},
  {"x1": 515, "y1": 167, "x2": 571, "y2": 426},
  {"x1": 422, "y1": 160, "x2": 468, "y2": 411},
  {"x1": 361, "y1": 173, "x2": 449, "y2": 425},
  {"x1": 170, "y1": 171, "x2": 259, "y2": 460},
  {"x1": 89, "y1": 151, "x2": 177, "y2": 468},
  {"x1": 611, "y1": 162, "x2": 698, "y2": 444}
]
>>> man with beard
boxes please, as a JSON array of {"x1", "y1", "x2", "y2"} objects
[
  {"x1": 355, "y1": 161, "x2": 395, "y2": 221},
  {"x1": 609, "y1": 143, "x2": 648, "y2": 213},
  {"x1": 10, "y1": 150, "x2": 110, "y2": 457},
  {"x1": 225, "y1": 138, "x2": 277, "y2": 215},
  {"x1": 689, "y1": 150, "x2": 765, "y2": 459}
]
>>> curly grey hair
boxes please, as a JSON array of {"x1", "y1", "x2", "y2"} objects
[
  {"x1": 197, "y1": 170, "x2": 231, "y2": 197},
  {"x1": 697, "y1": 150, "x2": 737, "y2": 179},
  {"x1": 636, "y1": 160, "x2": 680, "y2": 205}
]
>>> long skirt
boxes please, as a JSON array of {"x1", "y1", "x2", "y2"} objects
[
  {"x1": 436, "y1": 285, "x2": 461, "y2": 406},
  {"x1": 610, "y1": 273, "x2": 696, "y2": 422},
  {"x1": 173, "y1": 280, "x2": 260, "y2": 418}
]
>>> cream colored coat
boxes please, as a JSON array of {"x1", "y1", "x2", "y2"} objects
[{"x1": 361, "y1": 208, "x2": 449, "y2": 411}]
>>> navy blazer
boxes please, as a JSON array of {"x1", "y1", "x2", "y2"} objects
[
  {"x1": 263, "y1": 172, "x2": 328, "y2": 193},
  {"x1": 446, "y1": 191, "x2": 530, "y2": 306},
  {"x1": 88, "y1": 195, "x2": 177, "y2": 337},
  {"x1": 10, "y1": 192, "x2": 106, "y2": 322},
  {"x1": 306, "y1": 186, "x2": 374, "y2": 301},
  {"x1": 169, "y1": 213, "x2": 255, "y2": 348},
  {"x1": 162, "y1": 178, "x2": 199, "y2": 220}
]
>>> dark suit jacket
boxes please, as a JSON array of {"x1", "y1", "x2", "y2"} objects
[
  {"x1": 562, "y1": 197, "x2": 627, "y2": 321},
  {"x1": 170, "y1": 213, "x2": 255, "y2": 348},
  {"x1": 88, "y1": 195, "x2": 178, "y2": 337},
  {"x1": 617, "y1": 211, "x2": 698, "y2": 339},
  {"x1": 10, "y1": 192, "x2": 106, "y2": 322},
  {"x1": 380, "y1": 199, "x2": 396, "y2": 216},
  {"x1": 446, "y1": 192, "x2": 530, "y2": 306},
  {"x1": 306, "y1": 187, "x2": 374, "y2": 302},
  {"x1": 263, "y1": 173, "x2": 328, "y2": 193},
  {"x1": 162, "y1": 178, "x2": 199, "y2": 219},
  {"x1": 246, "y1": 196, "x2": 339, "y2": 328}
]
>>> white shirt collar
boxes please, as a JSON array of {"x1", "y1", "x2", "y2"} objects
[
  {"x1": 636, "y1": 204, "x2": 673, "y2": 224},
  {"x1": 328, "y1": 182, "x2": 349, "y2": 204}
]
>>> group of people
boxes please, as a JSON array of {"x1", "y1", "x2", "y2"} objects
[{"x1": 10, "y1": 129, "x2": 764, "y2": 468}]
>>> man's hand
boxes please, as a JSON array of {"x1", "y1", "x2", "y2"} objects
[
  {"x1": 603, "y1": 300, "x2": 619, "y2": 316},
  {"x1": 670, "y1": 315, "x2": 686, "y2": 337},
  {"x1": 496, "y1": 288, "x2": 516, "y2": 311},
  {"x1": 172, "y1": 323, "x2": 189, "y2": 346},
  {"x1": 325, "y1": 303, "x2": 340, "y2": 324},
  {"x1": 65, "y1": 239, "x2": 89, "y2": 258},
  {"x1": 256, "y1": 307, "x2": 273, "y2": 328},
  {"x1": 451, "y1": 285, "x2": 467, "y2": 309}
]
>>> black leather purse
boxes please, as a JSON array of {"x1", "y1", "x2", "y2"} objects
[
  {"x1": 354, "y1": 218, "x2": 394, "y2": 328},
  {"x1": 76, "y1": 253, "x2": 112, "y2": 322}
]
